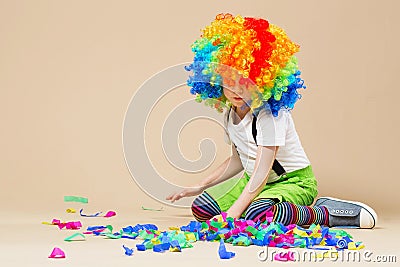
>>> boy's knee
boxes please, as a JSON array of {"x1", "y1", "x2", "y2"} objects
[
  {"x1": 190, "y1": 193, "x2": 222, "y2": 222},
  {"x1": 190, "y1": 197, "x2": 204, "y2": 222},
  {"x1": 190, "y1": 200, "x2": 197, "y2": 215}
]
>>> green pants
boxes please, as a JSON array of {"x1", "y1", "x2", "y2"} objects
[{"x1": 205, "y1": 165, "x2": 318, "y2": 217}]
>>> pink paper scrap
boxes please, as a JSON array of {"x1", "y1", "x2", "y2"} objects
[{"x1": 48, "y1": 247, "x2": 65, "y2": 259}]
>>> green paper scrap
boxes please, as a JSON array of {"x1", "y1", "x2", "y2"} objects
[
  {"x1": 181, "y1": 241, "x2": 193, "y2": 249},
  {"x1": 245, "y1": 226, "x2": 258, "y2": 236},
  {"x1": 122, "y1": 232, "x2": 139, "y2": 239},
  {"x1": 141, "y1": 206, "x2": 164, "y2": 211},
  {"x1": 309, "y1": 224, "x2": 317, "y2": 231},
  {"x1": 64, "y1": 196, "x2": 88, "y2": 203},
  {"x1": 104, "y1": 233, "x2": 122, "y2": 239},
  {"x1": 266, "y1": 222, "x2": 284, "y2": 235},
  {"x1": 175, "y1": 232, "x2": 186, "y2": 244},
  {"x1": 210, "y1": 220, "x2": 222, "y2": 228},
  {"x1": 106, "y1": 225, "x2": 113, "y2": 233},
  {"x1": 64, "y1": 233, "x2": 86, "y2": 242},
  {"x1": 139, "y1": 230, "x2": 155, "y2": 240},
  {"x1": 298, "y1": 239, "x2": 307, "y2": 248},
  {"x1": 255, "y1": 229, "x2": 267, "y2": 240},
  {"x1": 144, "y1": 240, "x2": 154, "y2": 249}
]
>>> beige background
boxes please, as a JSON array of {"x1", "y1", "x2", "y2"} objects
[{"x1": 1, "y1": 0, "x2": 399, "y2": 266}]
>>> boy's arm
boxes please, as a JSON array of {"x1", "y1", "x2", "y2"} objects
[
  {"x1": 166, "y1": 144, "x2": 243, "y2": 203},
  {"x1": 225, "y1": 145, "x2": 277, "y2": 218},
  {"x1": 198, "y1": 144, "x2": 244, "y2": 189}
]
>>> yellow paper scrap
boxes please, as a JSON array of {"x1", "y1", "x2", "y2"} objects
[
  {"x1": 151, "y1": 238, "x2": 161, "y2": 245},
  {"x1": 293, "y1": 227, "x2": 308, "y2": 237},
  {"x1": 311, "y1": 225, "x2": 321, "y2": 238},
  {"x1": 169, "y1": 247, "x2": 181, "y2": 252},
  {"x1": 185, "y1": 233, "x2": 196, "y2": 242},
  {"x1": 348, "y1": 242, "x2": 360, "y2": 250}
]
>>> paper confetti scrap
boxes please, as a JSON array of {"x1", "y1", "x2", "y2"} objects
[
  {"x1": 153, "y1": 243, "x2": 171, "y2": 253},
  {"x1": 64, "y1": 196, "x2": 88, "y2": 203},
  {"x1": 59, "y1": 221, "x2": 82, "y2": 230},
  {"x1": 218, "y1": 239, "x2": 236, "y2": 259},
  {"x1": 169, "y1": 240, "x2": 182, "y2": 252},
  {"x1": 64, "y1": 233, "x2": 86, "y2": 242},
  {"x1": 66, "y1": 208, "x2": 76, "y2": 213},
  {"x1": 80, "y1": 208, "x2": 102, "y2": 217},
  {"x1": 104, "y1": 211, "x2": 116, "y2": 218},
  {"x1": 42, "y1": 219, "x2": 61, "y2": 225},
  {"x1": 42, "y1": 219, "x2": 82, "y2": 230},
  {"x1": 141, "y1": 206, "x2": 164, "y2": 211},
  {"x1": 79, "y1": 209, "x2": 116, "y2": 218},
  {"x1": 123, "y1": 245, "x2": 134, "y2": 256},
  {"x1": 48, "y1": 247, "x2": 65, "y2": 259}
]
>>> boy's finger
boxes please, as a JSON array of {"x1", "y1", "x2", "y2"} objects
[
  {"x1": 169, "y1": 193, "x2": 179, "y2": 202},
  {"x1": 171, "y1": 194, "x2": 180, "y2": 202}
]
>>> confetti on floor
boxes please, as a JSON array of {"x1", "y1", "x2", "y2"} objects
[
  {"x1": 64, "y1": 196, "x2": 88, "y2": 203},
  {"x1": 45, "y1": 203, "x2": 365, "y2": 261},
  {"x1": 42, "y1": 219, "x2": 82, "y2": 230},
  {"x1": 64, "y1": 233, "x2": 86, "y2": 242},
  {"x1": 141, "y1": 206, "x2": 164, "y2": 211},
  {"x1": 79, "y1": 208, "x2": 117, "y2": 218},
  {"x1": 122, "y1": 245, "x2": 134, "y2": 256},
  {"x1": 218, "y1": 239, "x2": 236, "y2": 259},
  {"x1": 80, "y1": 211, "x2": 364, "y2": 258},
  {"x1": 48, "y1": 247, "x2": 65, "y2": 259}
]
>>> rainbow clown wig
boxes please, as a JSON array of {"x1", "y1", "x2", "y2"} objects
[{"x1": 185, "y1": 13, "x2": 306, "y2": 117}]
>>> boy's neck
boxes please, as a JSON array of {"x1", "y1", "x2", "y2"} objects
[{"x1": 233, "y1": 105, "x2": 250, "y2": 119}]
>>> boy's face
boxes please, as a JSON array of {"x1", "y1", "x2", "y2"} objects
[{"x1": 223, "y1": 86, "x2": 251, "y2": 108}]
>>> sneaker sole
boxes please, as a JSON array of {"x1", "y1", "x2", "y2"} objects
[{"x1": 315, "y1": 197, "x2": 377, "y2": 228}]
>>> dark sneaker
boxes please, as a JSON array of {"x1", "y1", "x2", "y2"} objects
[{"x1": 314, "y1": 197, "x2": 377, "y2": 229}]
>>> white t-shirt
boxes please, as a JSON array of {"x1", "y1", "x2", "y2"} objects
[{"x1": 223, "y1": 107, "x2": 310, "y2": 183}]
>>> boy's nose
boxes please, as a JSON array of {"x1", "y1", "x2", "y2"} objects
[{"x1": 233, "y1": 87, "x2": 243, "y2": 95}]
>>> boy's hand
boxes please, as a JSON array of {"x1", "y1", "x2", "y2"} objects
[{"x1": 166, "y1": 185, "x2": 205, "y2": 203}]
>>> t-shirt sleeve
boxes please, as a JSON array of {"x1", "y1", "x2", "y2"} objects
[{"x1": 255, "y1": 109, "x2": 287, "y2": 146}]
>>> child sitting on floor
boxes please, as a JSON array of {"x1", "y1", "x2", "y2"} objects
[{"x1": 166, "y1": 13, "x2": 377, "y2": 228}]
